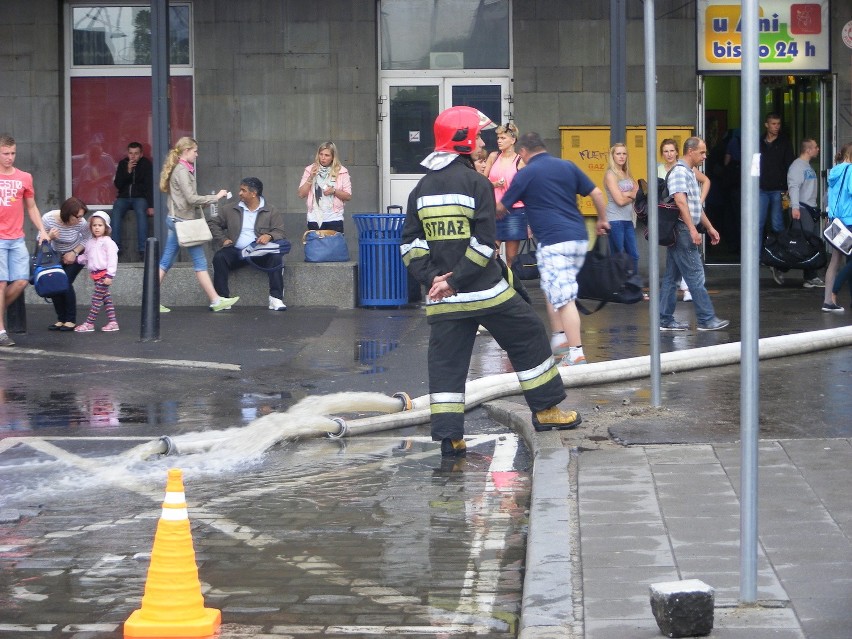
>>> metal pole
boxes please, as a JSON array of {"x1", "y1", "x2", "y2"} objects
[
  {"x1": 140, "y1": 237, "x2": 160, "y2": 341},
  {"x1": 5, "y1": 296, "x2": 27, "y2": 334},
  {"x1": 644, "y1": 0, "x2": 661, "y2": 406},
  {"x1": 610, "y1": 0, "x2": 627, "y2": 145},
  {"x1": 148, "y1": 0, "x2": 169, "y2": 333},
  {"x1": 151, "y1": 0, "x2": 170, "y2": 247},
  {"x1": 739, "y1": 0, "x2": 760, "y2": 604}
]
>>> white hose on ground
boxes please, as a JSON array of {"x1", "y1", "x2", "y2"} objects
[{"x1": 340, "y1": 325, "x2": 852, "y2": 437}]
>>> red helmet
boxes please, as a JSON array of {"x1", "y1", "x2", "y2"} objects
[{"x1": 433, "y1": 106, "x2": 489, "y2": 155}]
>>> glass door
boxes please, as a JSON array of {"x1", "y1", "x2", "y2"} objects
[
  {"x1": 380, "y1": 78, "x2": 509, "y2": 211},
  {"x1": 701, "y1": 74, "x2": 831, "y2": 265}
]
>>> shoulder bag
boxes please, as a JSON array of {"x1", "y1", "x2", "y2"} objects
[
  {"x1": 576, "y1": 236, "x2": 644, "y2": 314},
  {"x1": 30, "y1": 241, "x2": 69, "y2": 298},
  {"x1": 240, "y1": 239, "x2": 292, "y2": 271},
  {"x1": 510, "y1": 238, "x2": 539, "y2": 280},
  {"x1": 640, "y1": 168, "x2": 680, "y2": 247},
  {"x1": 303, "y1": 229, "x2": 350, "y2": 262},
  {"x1": 175, "y1": 216, "x2": 213, "y2": 247}
]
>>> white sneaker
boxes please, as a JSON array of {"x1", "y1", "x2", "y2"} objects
[
  {"x1": 682, "y1": 290, "x2": 692, "y2": 302},
  {"x1": 268, "y1": 295, "x2": 287, "y2": 311}
]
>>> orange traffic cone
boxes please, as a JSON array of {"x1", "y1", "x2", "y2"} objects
[{"x1": 124, "y1": 468, "x2": 221, "y2": 638}]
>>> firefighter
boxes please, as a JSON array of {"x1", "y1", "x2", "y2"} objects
[{"x1": 401, "y1": 106, "x2": 582, "y2": 458}]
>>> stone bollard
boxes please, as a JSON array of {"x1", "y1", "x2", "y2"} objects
[{"x1": 649, "y1": 579, "x2": 714, "y2": 637}]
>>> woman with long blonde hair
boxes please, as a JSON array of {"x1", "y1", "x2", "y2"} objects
[
  {"x1": 604, "y1": 143, "x2": 640, "y2": 274},
  {"x1": 157, "y1": 136, "x2": 237, "y2": 312},
  {"x1": 298, "y1": 141, "x2": 351, "y2": 233}
]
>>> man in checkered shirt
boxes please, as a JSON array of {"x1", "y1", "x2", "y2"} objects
[{"x1": 659, "y1": 136, "x2": 729, "y2": 332}]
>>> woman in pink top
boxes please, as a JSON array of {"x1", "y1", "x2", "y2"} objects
[
  {"x1": 298, "y1": 141, "x2": 352, "y2": 234},
  {"x1": 485, "y1": 123, "x2": 527, "y2": 267}
]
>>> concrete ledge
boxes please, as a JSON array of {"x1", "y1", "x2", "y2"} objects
[
  {"x1": 485, "y1": 400, "x2": 582, "y2": 639},
  {"x1": 24, "y1": 261, "x2": 358, "y2": 309}
]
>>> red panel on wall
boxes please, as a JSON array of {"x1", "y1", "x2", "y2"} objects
[{"x1": 70, "y1": 76, "x2": 193, "y2": 205}]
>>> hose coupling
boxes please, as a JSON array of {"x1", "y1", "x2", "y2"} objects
[
  {"x1": 393, "y1": 392, "x2": 413, "y2": 411},
  {"x1": 326, "y1": 417, "x2": 349, "y2": 439}
]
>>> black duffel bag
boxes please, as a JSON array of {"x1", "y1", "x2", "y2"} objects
[
  {"x1": 510, "y1": 239, "x2": 539, "y2": 280},
  {"x1": 760, "y1": 218, "x2": 826, "y2": 272},
  {"x1": 576, "y1": 236, "x2": 644, "y2": 314}
]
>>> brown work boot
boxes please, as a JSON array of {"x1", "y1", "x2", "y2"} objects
[
  {"x1": 440, "y1": 438, "x2": 467, "y2": 457},
  {"x1": 532, "y1": 406, "x2": 583, "y2": 432}
]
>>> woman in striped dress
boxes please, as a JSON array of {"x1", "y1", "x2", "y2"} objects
[{"x1": 42, "y1": 197, "x2": 90, "y2": 330}]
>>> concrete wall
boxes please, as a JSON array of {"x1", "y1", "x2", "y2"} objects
[
  {"x1": 5, "y1": 0, "x2": 849, "y2": 247},
  {"x1": 512, "y1": 1, "x2": 700, "y2": 152},
  {"x1": 830, "y1": 1, "x2": 852, "y2": 152},
  {"x1": 192, "y1": 0, "x2": 379, "y2": 254},
  {"x1": 0, "y1": 1, "x2": 64, "y2": 209}
]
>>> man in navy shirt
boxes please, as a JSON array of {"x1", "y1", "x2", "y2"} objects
[{"x1": 499, "y1": 132, "x2": 609, "y2": 366}]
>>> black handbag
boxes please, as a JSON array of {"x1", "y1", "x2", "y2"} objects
[
  {"x1": 576, "y1": 236, "x2": 644, "y2": 314},
  {"x1": 641, "y1": 169, "x2": 681, "y2": 247},
  {"x1": 761, "y1": 218, "x2": 827, "y2": 272},
  {"x1": 510, "y1": 239, "x2": 539, "y2": 280}
]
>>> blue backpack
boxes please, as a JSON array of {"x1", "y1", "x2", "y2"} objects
[{"x1": 31, "y1": 241, "x2": 69, "y2": 297}]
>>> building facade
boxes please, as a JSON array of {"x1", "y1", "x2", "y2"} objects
[{"x1": 4, "y1": 1, "x2": 850, "y2": 262}]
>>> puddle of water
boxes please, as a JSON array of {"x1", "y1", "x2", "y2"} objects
[
  {"x1": 0, "y1": 386, "x2": 294, "y2": 435},
  {"x1": 355, "y1": 338, "x2": 399, "y2": 374}
]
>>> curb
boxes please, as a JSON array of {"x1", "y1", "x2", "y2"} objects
[{"x1": 485, "y1": 400, "x2": 583, "y2": 639}]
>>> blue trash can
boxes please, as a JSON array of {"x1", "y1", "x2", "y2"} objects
[{"x1": 353, "y1": 212, "x2": 408, "y2": 307}]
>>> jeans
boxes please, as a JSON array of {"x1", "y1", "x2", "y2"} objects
[
  {"x1": 50, "y1": 262, "x2": 85, "y2": 323},
  {"x1": 111, "y1": 197, "x2": 149, "y2": 253},
  {"x1": 660, "y1": 222, "x2": 718, "y2": 325},
  {"x1": 212, "y1": 245, "x2": 283, "y2": 299},
  {"x1": 758, "y1": 190, "x2": 784, "y2": 241},
  {"x1": 159, "y1": 217, "x2": 209, "y2": 272},
  {"x1": 607, "y1": 220, "x2": 639, "y2": 274}
]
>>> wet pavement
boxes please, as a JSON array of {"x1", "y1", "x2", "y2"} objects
[{"x1": 1, "y1": 267, "x2": 851, "y2": 638}]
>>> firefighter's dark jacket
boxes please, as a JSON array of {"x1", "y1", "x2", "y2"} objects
[{"x1": 401, "y1": 156, "x2": 516, "y2": 322}]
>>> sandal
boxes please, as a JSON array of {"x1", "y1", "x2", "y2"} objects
[
  {"x1": 48, "y1": 322, "x2": 63, "y2": 331},
  {"x1": 59, "y1": 322, "x2": 76, "y2": 331}
]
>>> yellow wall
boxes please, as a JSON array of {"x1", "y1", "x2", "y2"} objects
[{"x1": 559, "y1": 126, "x2": 694, "y2": 216}]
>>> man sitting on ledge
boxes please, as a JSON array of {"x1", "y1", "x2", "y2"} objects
[{"x1": 209, "y1": 177, "x2": 288, "y2": 311}]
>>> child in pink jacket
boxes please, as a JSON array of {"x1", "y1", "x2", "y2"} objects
[{"x1": 75, "y1": 211, "x2": 120, "y2": 332}]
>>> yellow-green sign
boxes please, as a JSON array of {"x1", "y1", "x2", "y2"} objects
[{"x1": 697, "y1": 1, "x2": 829, "y2": 72}]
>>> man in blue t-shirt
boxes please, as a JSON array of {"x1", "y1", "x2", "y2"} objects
[{"x1": 499, "y1": 132, "x2": 609, "y2": 366}]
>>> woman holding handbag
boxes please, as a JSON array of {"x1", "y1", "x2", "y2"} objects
[
  {"x1": 157, "y1": 136, "x2": 238, "y2": 312},
  {"x1": 42, "y1": 196, "x2": 91, "y2": 331},
  {"x1": 822, "y1": 141, "x2": 852, "y2": 312}
]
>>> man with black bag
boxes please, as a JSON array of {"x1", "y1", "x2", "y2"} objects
[
  {"x1": 498, "y1": 132, "x2": 610, "y2": 366},
  {"x1": 787, "y1": 138, "x2": 824, "y2": 288},
  {"x1": 659, "y1": 137, "x2": 729, "y2": 332}
]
